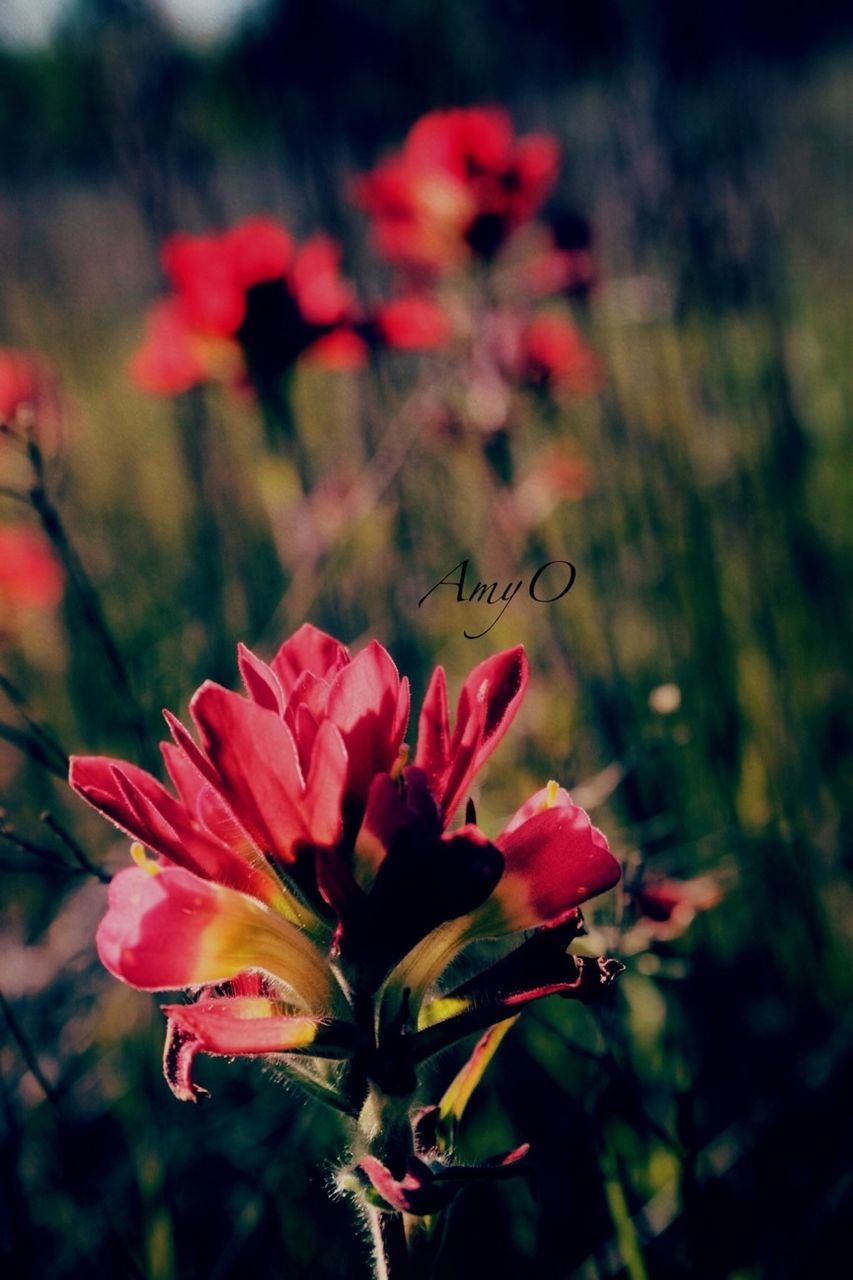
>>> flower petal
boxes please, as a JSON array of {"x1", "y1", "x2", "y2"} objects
[
  {"x1": 129, "y1": 300, "x2": 207, "y2": 395},
  {"x1": 414, "y1": 665, "x2": 450, "y2": 786},
  {"x1": 325, "y1": 642, "x2": 410, "y2": 806},
  {"x1": 271, "y1": 623, "x2": 350, "y2": 694},
  {"x1": 162, "y1": 232, "x2": 245, "y2": 335},
  {"x1": 163, "y1": 1014, "x2": 209, "y2": 1102},
  {"x1": 189, "y1": 682, "x2": 308, "y2": 862},
  {"x1": 303, "y1": 720, "x2": 347, "y2": 847},
  {"x1": 481, "y1": 801, "x2": 620, "y2": 934},
  {"x1": 96, "y1": 864, "x2": 335, "y2": 1010},
  {"x1": 416, "y1": 647, "x2": 528, "y2": 825},
  {"x1": 222, "y1": 216, "x2": 293, "y2": 287},
  {"x1": 69, "y1": 755, "x2": 281, "y2": 906},
  {"x1": 375, "y1": 296, "x2": 449, "y2": 350},
  {"x1": 161, "y1": 997, "x2": 355, "y2": 1058},
  {"x1": 237, "y1": 642, "x2": 285, "y2": 715}
]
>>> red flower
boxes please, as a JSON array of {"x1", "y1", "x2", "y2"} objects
[
  {"x1": 132, "y1": 219, "x2": 365, "y2": 394},
  {"x1": 519, "y1": 312, "x2": 602, "y2": 393},
  {"x1": 353, "y1": 107, "x2": 560, "y2": 272},
  {"x1": 131, "y1": 216, "x2": 450, "y2": 395},
  {"x1": 0, "y1": 350, "x2": 43, "y2": 424},
  {"x1": 374, "y1": 296, "x2": 450, "y2": 350},
  {"x1": 629, "y1": 873, "x2": 722, "y2": 942},
  {"x1": 0, "y1": 348, "x2": 63, "y2": 447},
  {"x1": 70, "y1": 625, "x2": 619, "y2": 1103},
  {"x1": 0, "y1": 525, "x2": 64, "y2": 613}
]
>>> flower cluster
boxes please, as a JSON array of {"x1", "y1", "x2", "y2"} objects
[
  {"x1": 353, "y1": 106, "x2": 601, "y2": 446},
  {"x1": 131, "y1": 106, "x2": 600, "y2": 465},
  {"x1": 351, "y1": 106, "x2": 561, "y2": 272},
  {"x1": 70, "y1": 625, "x2": 621, "y2": 1188},
  {"x1": 132, "y1": 216, "x2": 447, "y2": 395}
]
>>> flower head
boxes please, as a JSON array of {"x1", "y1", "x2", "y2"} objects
[
  {"x1": 71, "y1": 625, "x2": 620, "y2": 1105},
  {"x1": 0, "y1": 525, "x2": 64, "y2": 617},
  {"x1": 131, "y1": 216, "x2": 448, "y2": 395},
  {"x1": 0, "y1": 348, "x2": 63, "y2": 452},
  {"x1": 353, "y1": 107, "x2": 560, "y2": 273}
]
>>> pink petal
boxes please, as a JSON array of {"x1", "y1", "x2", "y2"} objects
[
  {"x1": 129, "y1": 299, "x2": 207, "y2": 395},
  {"x1": 161, "y1": 998, "x2": 327, "y2": 1056},
  {"x1": 326, "y1": 641, "x2": 409, "y2": 804},
  {"x1": 414, "y1": 665, "x2": 450, "y2": 786},
  {"x1": 161, "y1": 741, "x2": 207, "y2": 812},
  {"x1": 416, "y1": 648, "x2": 528, "y2": 826},
  {"x1": 163, "y1": 710, "x2": 220, "y2": 788},
  {"x1": 303, "y1": 720, "x2": 347, "y2": 847},
  {"x1": 452, "y1": 646, "x2": 528, "y2": 762},
  {"x1": 222, "y1": 216, "x2": 293, "y2": 287},
  {"x1": 189, "y1": 682, "x2": 308, "y2": 862},
  {"x1": 69, "y1": 755, "x2": 278, "y2": 905},
  {"x1": 302, "y1": 328, "x2": 368, "y2": 370},
  {"x1": 488, "y1": 803, "x2": 621, "y2": 933},
  {"x1": 163, "y1": 1015, "x2": 208, "y2": 1102},
  {"x1": 501, "y1": 783, "x2": 573, "y2": 835},
  {"x1": 289, "y1": 235, "x2": 354, "y2": 326},
  {"x1": 237, "y1": 642, "x2": 285, "y2": 714},
  {"x1": 96, "y1": 865, "x2": 332, "y2": 1009},
  {"x1": 270, "y1": 623, "x2": 350, "y2": 694},
  {"x1": 161, "y1": 232, "x2": 246, "y2": 336},
  {"x1": 375, "y1": 296, "x2": 449, "y2": 350}
]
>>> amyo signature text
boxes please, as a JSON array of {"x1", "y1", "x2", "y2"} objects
[{"x1": 418, "y1": 558, "x2": 576, "y2": 639}]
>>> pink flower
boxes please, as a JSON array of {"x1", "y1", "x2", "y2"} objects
[
  {"x1": 519, "y1": 312, "x2": 601, "y2": 393},
  {"x1": 70, "y1": 625, "x2": 620, "y2": 1103},
  {"x1": 0, "y1": 348, "x2": 63, "y2": 447},
  {"x1": 0, "y1": 525, "x2": 64, "y2": 613},
  {"x1": 629, "y1": 873, "x2": 723, "y2": 942}
]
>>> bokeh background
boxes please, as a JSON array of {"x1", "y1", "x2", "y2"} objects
[{"x1": 1, "y1": 2, "x2": 851, "y2": 1277}]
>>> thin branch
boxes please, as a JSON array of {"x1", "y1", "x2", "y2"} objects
[
  {"x1": 0, "y1": 721, "x2": 68, "y2": 778},
  {"x1": 0, "y1": 485, "x2": 32, "y2": 506},
  {"x1": 0, "y1": 988, "x2": 61, "y2": 1106},
  {"x1": 0, "y1": 822, "x2": 73, "y2": 872},
  {"x1": 0, "y1": 858, "x2": 88, "y2": 877},
  {"x1": 0, "y1": 986, "x2": 148, "y2": 1280},
  {"x1": 0, "y1": 672, "x2": 70, "y2": 775},
  {"x1": 40, "y1": 811, "x2": 111, "y2": 883},
  {"x1": 24, "y1": 435, "x2": 158, "y2": 773}
]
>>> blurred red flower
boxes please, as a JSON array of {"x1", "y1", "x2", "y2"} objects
[
  {"x1": 70, "y1": 625, "x2": 619, "y2": 1101},
  {"x1": 0, "y1": 525, "x2": 64, "y2": 612},
  {"x1": 630, "y1": 873, "x2": 723, "y2": 942},
  {"x1": 0, "y1": 348, "x2": 62, "y2": 445},
  {"x1": 353, "y1": 107, "x2": 560, "y2": 272},
  {"x1": 131, "y1": 216, "x2": 449, "y2": 395},
  {"x1": 520, "y1": 312, "x2": 602, "y2": 393}
]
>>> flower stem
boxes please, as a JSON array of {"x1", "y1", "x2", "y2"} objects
[
  {"x1": 366, "y1": 1205, "x2": 410, "y2": 1280},
  {"x1": 359, "y1": 1086, "x2": 415, "y2": 1279},
  {"x1": 25, "y1": 437, "x2": 158, "y2": 774}
]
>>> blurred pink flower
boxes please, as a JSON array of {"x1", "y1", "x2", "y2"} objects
[
  {"x1": 519, "y1": 312, "x2": 602, "y2": 393},
  {"x1": 629, "y1": 873, "x2": 723, "y2": 941},
  {"x1": 0, "y1": 348, "x2": 62, "y2": 446},
  {"x1": 0, "y1": 525, "x2": 64, "y2": 612}
]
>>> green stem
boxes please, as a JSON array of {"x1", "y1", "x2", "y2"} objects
[{"x1": 26, "y1": 439, "x2": 158, "y2": 773}]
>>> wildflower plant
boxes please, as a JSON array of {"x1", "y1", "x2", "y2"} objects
[{"x1": 70, "y1": 624, "x2": 622, "y2": 1275}]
